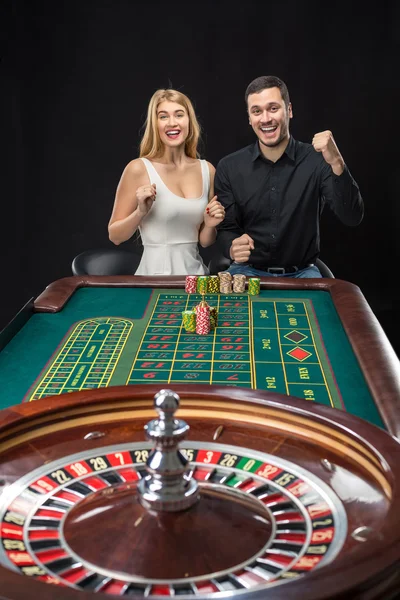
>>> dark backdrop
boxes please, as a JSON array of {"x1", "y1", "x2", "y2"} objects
[{"x1": 2, "y1": 0, "x2": 399, "y2": 353}]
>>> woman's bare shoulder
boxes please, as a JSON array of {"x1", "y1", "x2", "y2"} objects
[
  {"x1": 124, "y1": 158, "x2": 147, "y2": 176},
  {"x1": 205, "y1": 160, "x2": 216, "y2": 177}
]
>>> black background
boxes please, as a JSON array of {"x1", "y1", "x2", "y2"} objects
[{"x1": 1, "y1": 0, "x2": 399, "y2": 354}]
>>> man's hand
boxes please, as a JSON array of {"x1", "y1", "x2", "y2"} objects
[
  {"x1": 230, "y1": 234, "x2": 254, "y2": 263},
  {"x1": 312, "y1": 131, "x2": 344, "y2": 175}
]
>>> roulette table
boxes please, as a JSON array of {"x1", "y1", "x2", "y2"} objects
[
  {"x1": 0, "y1": 276, "x2": 399, "y2": 435},
  {"x1": 1, "y1": 275, "x2": 400, "y2": 599}
]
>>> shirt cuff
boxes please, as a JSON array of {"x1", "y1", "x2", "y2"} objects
[{"x1": 332, "y1": 164, "x2": 351, "y2": 186}]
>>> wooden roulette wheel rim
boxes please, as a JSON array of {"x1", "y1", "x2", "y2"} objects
[{"x1": 0, "y1": 384, "x2": 400, "y2": 599}]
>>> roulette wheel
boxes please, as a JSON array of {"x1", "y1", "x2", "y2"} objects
[{"x1": 0, "y1": 384, "x2": 400, "y2": 599}]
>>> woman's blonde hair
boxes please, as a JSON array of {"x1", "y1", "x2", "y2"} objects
[{"x1": 139, "y1": 89, "x2": 201, "y2": 159}]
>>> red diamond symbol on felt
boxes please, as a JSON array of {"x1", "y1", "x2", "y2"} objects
[{"x1": 287, "y1": 347, "x2": 312, "y2": 362}]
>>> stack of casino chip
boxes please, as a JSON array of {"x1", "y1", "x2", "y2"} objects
[
  {"x1": 218, "y1": 271, "x2": 232, "y2": 293},
  {"x1": 197, "y1": 275, "x2": 209, "y2": 294},
  {"x1": 185, "y1": 275, "x2": 198, "y2": 294},
  {"x1": 182, "y1": 310, "x2": 196, "y2": 332},
  {"x1": 207, "y1": 275, "x2": 220, "y2": 293},
  {"x1": 232, "y1": 274, "x2": 246, "y2": 293},
  {"x1": 209, "y1": 306, "x2": 218, "y2": 329},
  {"x1": 248, "y1": 277, "x2": 261, "y2": 295},
  {"x1": 196, "y1": 301, "x2": 211, "y2": 335}
]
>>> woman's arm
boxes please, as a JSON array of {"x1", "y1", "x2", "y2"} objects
[
  {"x1": 199, "y1": 162, "x2": 225, "y2": 248},
  {"x1": 108, "y1": 159, "x2": 155, "y2": 245}
]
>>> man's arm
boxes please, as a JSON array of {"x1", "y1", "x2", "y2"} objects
[
  {"x1": 214, "y1": 160, "x2": 243, "y2": 259},
  {"x1": 321, "y1": 163, "x2": 364, "y2": 225},
  {"x1": 314, "y1": 131, "x2": 364, "y2": 226}
]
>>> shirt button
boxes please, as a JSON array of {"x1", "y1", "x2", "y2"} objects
[
  {"x1": 271, "y1": 187, "x2": 276, "y2": 191},
  {"x1": 271, "y1": 234, "x2": 276, "y2": 239},
  {"x1": 272, "y1": 209, "x2": 276, "y2": 214}
]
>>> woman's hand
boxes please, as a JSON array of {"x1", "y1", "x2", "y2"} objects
[
  {"x1": 203, "y1": 196, "x2": 225, "y2": 228},
  {"x1": 136, "y1": 183, "x2": 156, "y2": 216}
]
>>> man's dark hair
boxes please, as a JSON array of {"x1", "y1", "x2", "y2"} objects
[{"x1": 245, "y1": 76, "x2": 290, "y2": 108}]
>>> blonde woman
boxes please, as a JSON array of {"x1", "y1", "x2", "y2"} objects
[{"x1": 108, "y1": 89, "x2": 225, "y2": 275}]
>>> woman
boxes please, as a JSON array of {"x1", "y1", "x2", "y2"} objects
[{"x1": 108, "y1": 88, "x2": 225, "y2": 275}]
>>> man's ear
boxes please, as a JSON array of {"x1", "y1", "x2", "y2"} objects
[{"x1": 288, "y1": 103, "x2": 293, "y2": 118}]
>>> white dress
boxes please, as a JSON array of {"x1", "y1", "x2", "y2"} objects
[{"x1": 135, "y1": 158, "x2": 210, "y2": 275}]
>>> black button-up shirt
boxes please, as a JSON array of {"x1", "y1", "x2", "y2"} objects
[{"x1": 215, "y1": 136, "x2": 364, "y2": 269}]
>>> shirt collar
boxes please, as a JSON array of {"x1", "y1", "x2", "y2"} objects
[{"x1": 251, "y1": 135, "x2": 296, "y2": 163}]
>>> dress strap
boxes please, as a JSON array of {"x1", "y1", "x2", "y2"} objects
[
  {"x1": 139, "y1": 157, "x2": 165, "y2": 187},
  {"x1": 200, "y1": 160, "x2": 211, "y2": 200}
]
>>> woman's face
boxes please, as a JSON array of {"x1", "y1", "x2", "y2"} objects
[{"x1": 157, "y1": 101, "x2": 190, "y2": 148}]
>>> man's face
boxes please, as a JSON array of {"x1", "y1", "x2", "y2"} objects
[{"x1": 247, "y1": 87, "x2": 292, "y2": 148}]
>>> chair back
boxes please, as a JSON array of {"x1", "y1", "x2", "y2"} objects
[
  {"x1": 315, "y1": 258, "x2": 334, "y2": 278},
  {"x1": 72, "y1": 248, "x2": 141, "y2": 276}
]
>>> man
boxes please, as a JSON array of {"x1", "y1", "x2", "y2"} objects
[{"x1": 215, "y1": 76, "x2": 363, "y2": 278}]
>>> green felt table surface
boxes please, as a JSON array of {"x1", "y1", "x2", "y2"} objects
[{"x1": 0, "y1": 286, "x2": 385, "y2": 430}]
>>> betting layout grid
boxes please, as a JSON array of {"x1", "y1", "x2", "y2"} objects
[
  {"x1": 128, "y1": 293, "x2": 254, "y2": 387},
  {"x1": 25, "y1": 291, "x2": 340, "y2": 407},
  {"x1": 127, "y1": 292, "x2": 339, "y2": 408}
]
